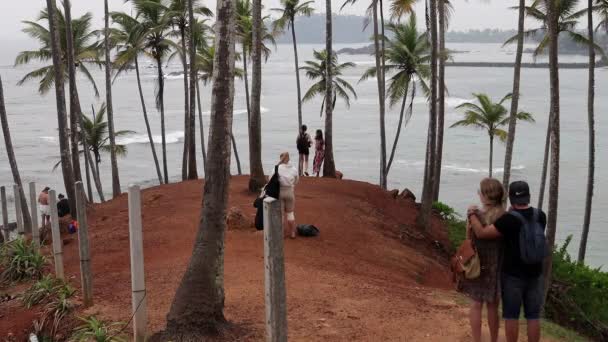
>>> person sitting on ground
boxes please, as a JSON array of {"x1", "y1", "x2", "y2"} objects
[
  {"x1": 313, "y1": 129, "x2": 325, "y2": 177},
  {"x1": 459, "y1": 178, "x2": 505, "y2": 342},
  {"x1": 468, "y1": 180, "x2": 546, "y2": 342},
  {"x1": 38, "y1": 187, "x2": 50, "y2": 228},
  {"x1": 277, "y1": 152, "x2": 299, "y2": 239},
  {"x1": 296, "y1": 124, "x2": 312, "y2": 176},
  {"x1": 57, "y1": 194, "x2": 70, "y2": 218}
]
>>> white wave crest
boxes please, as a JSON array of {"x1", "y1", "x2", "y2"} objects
[{"x1": 116, "y1": 131, "x2": 184, "y2": 145}]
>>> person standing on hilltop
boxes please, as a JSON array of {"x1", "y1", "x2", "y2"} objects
[
  {"x1": 459, "y1": 178, "x2": 505, "y2": 342},
  {"x1": 277, "y1": 152, "x2": 299, "y2": 239},
  {"x1": 313, "y1": 129, "x2": 325, "y2": 177},
  {"x1": 296, "y1": 124, "x2": 312, "y2": 176},
  {"x1": 38, "y1": 187, "x2": 50, "y2": 229},
  {"x1": 57, "y1": 194, "x2": 70, "y2": 218},
  {"x1": 469, "y1": 180, "x2": 547, "y2": 342}
]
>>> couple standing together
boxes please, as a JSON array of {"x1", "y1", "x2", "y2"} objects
[
  {"x1": 296, "y1": 124, "x2": 325, "y2": 177},
  {"x1": 459, "y1": 178, "x2": 546, "y2": 342}
]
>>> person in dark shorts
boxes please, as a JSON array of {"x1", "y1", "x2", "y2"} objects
[
  {"x1": 57, "y1": 194, "x2": 70, "y2": 218},
  {"x1": 296, "y1": 125, "x2": 312, "y2": 176},
  {"x1": 468, "y1": 181, "x2": 546, "y2": 342}
]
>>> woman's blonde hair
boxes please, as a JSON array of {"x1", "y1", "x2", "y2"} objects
[
  {"x1": 479, "y1": 178, "x2": 505, "y2": 224},
  {"x1": 279, "y1": 152, "x2": 290, "y2": 164}
]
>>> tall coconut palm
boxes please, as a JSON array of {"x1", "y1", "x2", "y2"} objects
[
  {"x1": 111, "y1": 11, "x2": 163, "y2": 185},
  {"x1": 272, "y1": 0, "x2": 314, "y2": 129},
  {"x1": 104, "y1": 0, "x2": 121, "y2": 197},
  {"x1": 323, "y1": 0, "x2": 336, "y2": 178},
  {"x1": 578, "y1": 0, "x2": 596, "y2": 262},
  {"x1": 544, "y1": 0, "x2": 561, "y2": 302},
  {"x1": 80, "y1": 103, "x2": 133, "y2": 182},
  {"x1": 361, "y1": 15, "x2": 431, "y2": 178},
  {"x1": 301, "y1": 50, "x2": 357, "y2": 116},
  {"x1": 129, "y1": 0, "x2": 172, "y2": 184},
  {"x1": 164, "y1": 0, "x2": 236, "y2": 335},
  {"x1": 187, "y1": 0, "x2": 203, "y2": 180},
  {"x1": 417, "y1": 0, "x2": 439, "y2": 231},
  {"x1": 15, "y1": 10, "x2": 101, "y2": 96},
  {"x1": 192, "y1": 21, "x2": 212, "y2": 173},
  {"x1": 45, "y1": 0, "x2": 76, "y2": 215},
  {"x1": 0, "y1": 77, "x2": 32, "y2": 232},
  {"x1": 248, "y1": 0, "x2": 266, "y2": 192},
  {"x1": 451, "y1": 93, "x2": 534, "y2": 178},
  {"x1": 502, "y1": 0, "x2": 527, "y2": 190}
]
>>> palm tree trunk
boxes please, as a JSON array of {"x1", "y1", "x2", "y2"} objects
[
  {"x1": 503, "y1": 0, "x2": 526, "y2": 189},
  {"x1": 489, "y1": 135, "x2": 494, "y2": 178},
  {"x1": 0, "y1": 76, "x2": 32, "y2": 230},
  {"x1": 104, "y1": 0, "x2": 121, "y2": 197},
  {"x1": 243, "y1": 45, "x2": 251, "y2": 124},
  {"x1": 248, "y1": 0, "x2": 266, "y2": 192},
  {"x1": 291, "y1": 19, "x2": 303, "y2": 129},
  {"x1": 196, "y1": 80, "x2": 207, "y2": 173},
  {"x1": 372, "y1": 2, "x2": 387, "y2": 190},
  {"x1": 164, "y1": 0, "x2": 236, "y2": 333},
  {"x1": 187, "y1": 4, "x2": 198, "y2": 180},
  {"x1": 135, "y1": 57, "x2": 163, "y2": 185},
  {"x1": 418, "y1": 0, "x2": 438, "y2": 231},
  {"x1": 433, "y1": 0, "x2": 446, "y2": 201},
  {"x1": 543, "y1": 0, "x2": 561, "y2": 301},
  {"x1": 323, "y1": 0, "x2": 336, "y2": 178},
  {"x1": 87, "y1": 105, "x2": 105, "y2": 202},
  {"x1": 157, "y1": 56, "x2": 169, "y2": 184},
  {"x1": 180, "y1": 27, "x2": 190, "y2": 181},
  {"x1": 84, "y1": 147, "x2": 93, "y2": 201},
  {"x1": 231, "y1": 134, "x2": 242, "y2": 175},
  {"x1": 538, "y1": 117, "x2": 551, "y2": 210},
  {"x1": 386, "y1": 83, "x2": 410, "y2": 175},
  {"x1": 46, "y1": 0, "x2": 76, "y2": 214},
  {"x1": 578, "y1": 0, "x2": 595, "y2": 263}
]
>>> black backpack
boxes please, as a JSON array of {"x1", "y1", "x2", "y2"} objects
[
  {"x1": 265, "y1": 165, "x2": 280, "y2": 199},
  {"x1": 297, "y1": 224, "x2": 320, "y2": 237},
  {"x1": 510, "y1": 209, "x2": 547, "y2": 264}
]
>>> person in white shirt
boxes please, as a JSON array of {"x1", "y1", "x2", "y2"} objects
[{"x1": 277, "y1": 152, "x2": 299, "y2": 238}]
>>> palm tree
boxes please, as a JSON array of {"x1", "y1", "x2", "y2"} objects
[
  {"x1": 361, "y1": 15, "x2": 430, "y2": 178},
  {"x1": 104, "y1": 0, "x2": 121, "y2": 198},
  {"x1": 451, "y1": 93, "x2": 534, "y2": 178},
  {"x1": 164, "y1": 0, "x2": 237, "y2": 335},
  {"x1": 187, "y1": 0, "x2": 203, "y2": 181},
  {"x1": 578, "y1": 0, "x2": 596, "y2": 263},
  {"x1": 248, "y1": 0, "x2": 266, "y2": 192},
  {"x1": 129, "y1": 0, "x2": 172, "y2": 184},
  {"x1": 111, "y1": 11, "x2": 163, "y2": 185},
  {"x1": 502, "y1": 0, "x2": 527, "y2": 190},
  {"x1": 272, "y1": 0, "x2": 314, "y2": 129},
  {"x1": 0, "y1": 76, "x2": 32, "y2": 232},
  {"x1": 80, "y1": 103, "x2": 133, "y2": 182},
  {"x1": 301, "y1": 50, "x2": 357, "y2": 117},
  {"x1": 45, "y1": 0, "x2": 76, "y2": 216}
]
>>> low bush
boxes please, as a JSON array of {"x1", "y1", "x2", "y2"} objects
[
  {"x1": 433, "y1": 201, "x2": 466, "y2": 252},
  {"x1": 545, "y1": 236, "x2": 608, "y2": 340},
  {"x1": 70, "y1": 316, "x2": 126, "y2": 342},
  {"x1": 1, "y1": 238, "x2": 46, "y2": 283}
]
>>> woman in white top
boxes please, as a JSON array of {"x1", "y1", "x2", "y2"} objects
[{"x1": 277, "y1": 152, "x2": 299, "y2": 238}]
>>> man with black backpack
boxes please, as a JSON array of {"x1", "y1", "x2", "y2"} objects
[
  {"x1": 296, "y1": 125, "x2": 312, "y2": 176},
  {"x1": 468, "y1": 181, "x2": 547, "y2": 342}
]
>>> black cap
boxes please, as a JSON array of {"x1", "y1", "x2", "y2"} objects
[{"x1": 509, "y1": 181, "x2": 531, "y2": 205}]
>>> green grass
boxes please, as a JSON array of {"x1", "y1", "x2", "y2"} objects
[{"x1": 541, "y1": 320, "x2": 591, "y2": 341}]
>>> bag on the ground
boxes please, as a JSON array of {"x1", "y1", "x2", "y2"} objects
[
  {"x1": 265, "y1": 165, "x2": 281, "y2": 199},
  {"x1": 68, "y1": 220, "x2": 78, "y2": 234},
  {"x1": 253, "y1": 195, "x2": 265, "y2": 230},
  {"x1": 451, "y1": 239, "x2": 480, "y2": 280},
  {"x1": 510, "y1": 209, "x2": 547, "y2": 264},
  {"x1": 297, "y1": 224, "x2": 320, "y2": 237},
  {"x1": 296, "y1": 133, "x2": 310, "y2": 153}
]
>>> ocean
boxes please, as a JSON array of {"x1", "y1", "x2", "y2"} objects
[{"x1": 0, "y1": 42, "x2": 606, "y2": 267}]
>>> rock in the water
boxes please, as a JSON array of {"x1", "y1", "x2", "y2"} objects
[
  {"x1": 226, "y1": 207, "x2": 252, "y2": 231},
  {"x1": 399, "y1": 188, "x2": 416, "y2": 202}
]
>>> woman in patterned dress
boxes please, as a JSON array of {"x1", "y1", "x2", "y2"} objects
[
  {"x1": 312, "y1": 129, "x2": 325, "y2": 177},
  {"x1": 459, "y1": 178, "x2": 505, "y2": 342}
]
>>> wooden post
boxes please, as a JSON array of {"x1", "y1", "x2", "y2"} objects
[
  {"x1": 1, "y1": 186, "x2": 9, "y2": 241},
  {"x1": 75, "y1": 181, "x2": 93, "y2": 307},
  {"x1": 128, "y1": 185, "x2": 147, "y2": 341},
  {"x1": 48, "y1": 190, "x2": 64, "y2": 279},
  {"x1": 263, "y1": 197, "x2": 288, "y2": 342},
  {"x1": 13, "y1": 185, "x2": 23, "y2": 235},
  {"x1": 29, "y1": 182, "x2": 39, "y2": 247}
]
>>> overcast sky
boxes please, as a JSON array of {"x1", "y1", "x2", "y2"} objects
[{"x1": 0, "y1": 0, "x2": 588, "y2": 44}]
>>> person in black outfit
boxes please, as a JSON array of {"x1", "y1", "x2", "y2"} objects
[
  {"x1": 468, "y1": 181, "x2": 546, "y2": 342},
  {"x1": 57, "y1": 194, "x2": 71, "y2": 218},
  {"x1": 296, "y1": 124, "x2": 312, "y2": 176}
]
